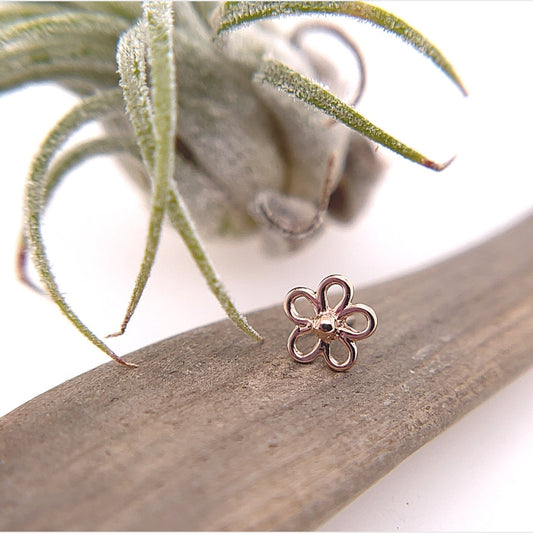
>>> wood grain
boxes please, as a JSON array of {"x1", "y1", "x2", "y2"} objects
[{"x1": 1, "y1": 214, "x2": 532, "y2": 531}]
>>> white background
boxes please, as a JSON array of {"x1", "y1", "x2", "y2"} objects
[{"x1": 0, "y1": 2, "x2": 532, "y2": 531}]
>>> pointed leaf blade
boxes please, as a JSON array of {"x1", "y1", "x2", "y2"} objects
[
  {"x1": 110, "y1": 1, "x2": 176, "y2": 337},
  {"x1": 256, "y1": 59, "x2": 452, "y2": 171},
  {"x1": 212, "y1": 1, "x2": 466, "y2": 95},
  {"x1": 24, "y1": 89, "x2": 137, "y2": 366}
]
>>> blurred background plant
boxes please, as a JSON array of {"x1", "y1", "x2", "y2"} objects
[{"x1": 0, "y1": 1, "x2": 465, "y2": 365}]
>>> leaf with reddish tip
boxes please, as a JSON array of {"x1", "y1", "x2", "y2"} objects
[{"x1": 256, "y1": 60, "x2": 452, "y2": 171}]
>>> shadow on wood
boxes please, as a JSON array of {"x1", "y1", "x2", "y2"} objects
[{"x1": 1, "y1": 214, "x2": 532, "y2": 531}]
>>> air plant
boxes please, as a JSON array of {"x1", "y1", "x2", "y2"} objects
[{"x1": 1, "y1": 1, "x2": 465, "y2": 366}]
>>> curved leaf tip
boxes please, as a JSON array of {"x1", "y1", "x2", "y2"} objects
[
  {"x1": 256, "y1": 59, "x2": 452, "y2": 172},
  {"x1": 23, "y1": 88, "x2": 140, "y2": 368},
  {"x1": 423, "y1": 155, "x2": 456, "y2": 172}
]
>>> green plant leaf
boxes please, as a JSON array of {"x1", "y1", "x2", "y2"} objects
[
  {"x1": 0, "y1": 33, "x2": 118, "y2": 92},
  {"x1": 0, "y1": 3, "x2": 68, "y2": 25},
  {"x1": 109, "y1": 1, "x2": 176, "y2": 337},
  {"x1": 116, "y1": 2, "x2": 262, "y2": 342},
  {"x1": 43, "y1": 137, "x2": 141, "y2": 201},
  {"x1": 117, "y1": 23, "x2": 156, "y2": 170},
  {"x1": 166, "y1": 163, "x2": 263, "y2": 342},
  {"x1": 63, "y1": 2, "x2": 142, "y2": 22},
  {"x1": 256, "y1": 59, "x2": 453, "y2": 171},
  {"x1": 24, "y1": 88, "x2": 138, "y2": 367},
  {"x1": 0, "y1": 35, "x2": 117, "y2": 66},
  {"x1": 0, "y1": 61, "x2": 118, "y2": 92},
  {"x1": 17, "y1": 136, "x2": 142, "y2": 293},
  {"x1": 211, "y1": 1, "x2": 467, "y2": 95},
  {"x1": 0, "y1": 11, "x2": 126, "y2": 92},
  {"x1": 0, "y1": 11, "x2": 129, "y2": 45}
]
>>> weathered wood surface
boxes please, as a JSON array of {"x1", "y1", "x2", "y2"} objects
[{"x1": 1, "y1": 214, "x2": 532, "y2": 531}]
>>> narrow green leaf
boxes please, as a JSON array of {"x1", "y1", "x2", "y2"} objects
[
  {"x1": 212, "y1": 1, "x2": 467, "y2": 95},
  {"x1": 63, "y1": 2, "x2": 142, "y2": 22},
  {"x1": 257, "y1": 59, "x2": 453, "y2": 171},
  {"x1": 109, "y1": 1, "x2": 176, "y2": 337},
  {"x1": 1, "y1": 37, "x2": 116, "y2": 64},
  {"x1": 117, "y1": 23, "x2": 156, "y2": 171},
  {"x1": 160, "y1": 3, "x2": 262, "y2": 341},
  {"x1": 0, "y1": 11, "x2": 129, "y2": 46},
  {"x1": 0, "y1": 2, "x2": 140, "y2": 27},
  {"x1": 24, "y1": 88, "x2": 137, "y2": 366},
  {"x1": 166, "y1": 179, "x2": 263, "y2": 341},
  {"x1": 18, "y1": 137, "x2": 141, "y2": 295},
  {"x1": 0, "y1": 61, "x2": 118, "y2": 92},
  {"x1": 43, "y1": 137, "x2": 141, "y2": 202},
  {"x1": 0, "y1": 3, "x2": 67, "y2": 25},
  {"x1": 116, "y1": 3, "x2": 262, "y2": 342},
  {"x1": 0, "y1": 35, "x2": 118, "y2": 92}
]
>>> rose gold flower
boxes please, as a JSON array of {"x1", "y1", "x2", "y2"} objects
[{"x1": 284, "y1": 274, "x2": 377, "y2": 371}]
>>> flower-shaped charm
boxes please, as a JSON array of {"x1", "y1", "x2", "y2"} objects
[{"x1": 284, "y1": 275, "x2": 377, "y2": 371}]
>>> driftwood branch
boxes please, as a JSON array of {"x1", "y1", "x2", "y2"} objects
[{"x1": 1, "y1": 214, "x2": 532, "y2": 531}]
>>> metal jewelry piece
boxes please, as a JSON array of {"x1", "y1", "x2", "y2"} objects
[{"x1": 284, "y1": 274, "x2": 377, "y2": 371}]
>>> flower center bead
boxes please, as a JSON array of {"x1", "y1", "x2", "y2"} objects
[{"x1": 312, "y1": 312, "x2": 338, "y2": 342}]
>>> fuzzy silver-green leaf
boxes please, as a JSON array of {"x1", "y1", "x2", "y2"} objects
[
  {"x1": 43, "y1": 137, "x2": 141, "y2": 201},
  {"x1": 212, "y1": 1, "x2": 467, "y2": 95},
  {"x1": 24, "y1": 88, "x2": 137, "y2": 367},
  {"x1": 166, "y1": 161, "x2": 263, "y2": 342},
  {"x1": 257, "y1": 59, "x2": 453, "y2": 171},
  {"x1": 0, "y1": 11, "x2": 129, "y2": 45},
  {"x1": 115, "y1": 2, "x2": 262, "y2": 341},
  {"x1": 110, "y1": 1, "x2": 176, "y2": 337}
]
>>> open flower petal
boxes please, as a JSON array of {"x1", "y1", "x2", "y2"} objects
[
  {"x1": 317, "y1": 274, "x2": 353, "y2": 312},
  {"x1": 284, "y1": 287, "x2": 321, "y2": 326},
  {"x1": 323, "y1": 334, "x2": 358, "y2": 371},
  {"x1": 338, "y1": 303, "x2": 378, "y2": 340},
  {"x1": 287, "y1": 326, "x2": 323, "y2": 363}
]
